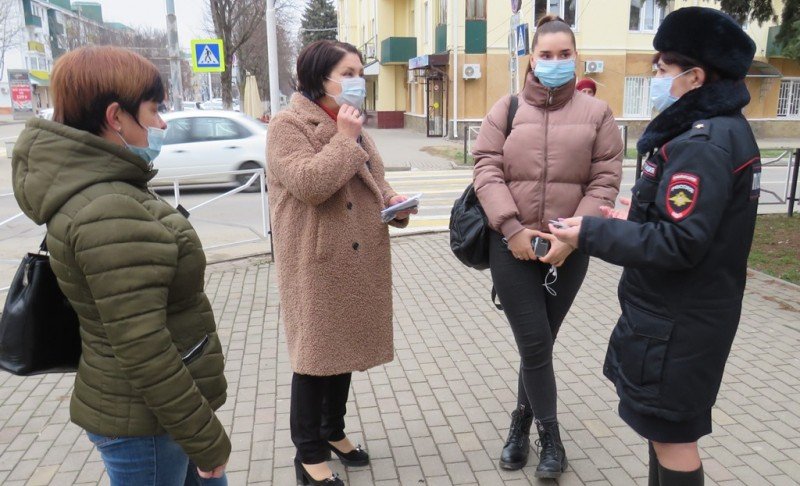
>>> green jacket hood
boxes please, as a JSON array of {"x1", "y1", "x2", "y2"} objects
[{"x1": 12, "y1": 118, "x2": 157, "y2": 225}]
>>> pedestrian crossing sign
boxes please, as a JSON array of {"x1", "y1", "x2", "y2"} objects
[{"x1": 191, "y1": 39, "x2": 225, "y2": 73}]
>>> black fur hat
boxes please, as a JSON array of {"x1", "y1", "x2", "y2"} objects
[{"x1": 654, "y1": 7, "x2": 756, "y2": 80}]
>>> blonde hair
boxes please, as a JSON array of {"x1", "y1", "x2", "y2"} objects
[{"x1": 52, "y1": 46, "x2": 165, "y2": 135}]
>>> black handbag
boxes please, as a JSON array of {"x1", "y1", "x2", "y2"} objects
[
  {"x1": 449, "y1": 95, "x2": 519, "y2": 271},
  {"x1": 0, "y1": 237, "x2": 81, "y2": 375}
]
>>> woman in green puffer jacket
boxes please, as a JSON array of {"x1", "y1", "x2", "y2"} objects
[{"x1": 12, "y1": 46, "x2": 230, "y2": 485}]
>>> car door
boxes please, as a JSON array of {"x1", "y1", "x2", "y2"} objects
[
  {"x1": 153, "y1": 116, "x2": 195, "y2": 180},
  {"x1": 185, "y1": 116, "x2": 250, "y2": 182}
]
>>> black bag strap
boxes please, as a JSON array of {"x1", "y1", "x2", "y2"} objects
[
  {"x1": 491, "y1": 286, "x2": 503, "y2": 311},
  {"x1": 505, "y1": 94, "x2": 518, "y2": 139}
]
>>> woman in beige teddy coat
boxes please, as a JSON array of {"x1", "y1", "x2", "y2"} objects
[{"x1": 266, "y1": 40, "x2": 415, "y2": 486}]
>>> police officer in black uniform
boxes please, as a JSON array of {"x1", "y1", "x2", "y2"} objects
[{"x1": 550, "y1": 7, "x2": 760, "y2": 486}]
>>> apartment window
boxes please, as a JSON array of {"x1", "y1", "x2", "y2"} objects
[
  {"x1": 778, "y1": 79, "x2": 800, "y2": 118},
  {"x1": 624, "y1": 76, "x2": 653, "y2": 118},
  {"x1": 439, "y1": 0, "x2": 448, "y2": 23},
  {"x1": 466, "y1": 0, "x2": 486, "y2": 20},
  {"x1": 630, "y1": 0, "x2": 667, "y2": 32},
  {"x1": 534, "y1": 0, "x2": 577, "y2": 28}
]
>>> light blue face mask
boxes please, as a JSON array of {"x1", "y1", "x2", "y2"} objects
[
  {"x1": 326, "y1": 76, "x2": 367, "y2": 108},
  {"x1": 649, "y1": 69, "x2": 692, "y2": 113},
  {"x1": 533, "y1": 58, "x2": 576, "y2": 89},
  {"x1": 118, "y1": 126, "x2": 166, "y2": 164}
]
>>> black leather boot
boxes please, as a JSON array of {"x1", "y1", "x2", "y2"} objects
[
  {"x1": 499, "y1": 405, "x2": 534, "y2": 470},
  {"x1": 534, "y1": 420, "x2": 568, "y2": 478}
]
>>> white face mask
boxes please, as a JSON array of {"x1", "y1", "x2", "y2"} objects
[{"x1": 326, "y1": 76, "x2": 367, "y2": 108}]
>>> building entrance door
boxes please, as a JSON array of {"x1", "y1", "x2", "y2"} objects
[{"x1": 426, "y1": 76, "x2": 447, "y2": 137}]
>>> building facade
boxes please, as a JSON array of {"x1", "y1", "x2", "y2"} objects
[
  {"x1": 336, "y1": 0, "x2": 800, "y2": 138},
  {"x1": 0, "y1": 0, "x2": 119, "y2": 115}
]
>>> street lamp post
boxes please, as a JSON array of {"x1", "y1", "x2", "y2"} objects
[
  {"x1": 166, "y1": 0, "x2": 184, "y2": 111},
  {"x1": 266, "y1": 0, "x2": 281, "y2": 116}
]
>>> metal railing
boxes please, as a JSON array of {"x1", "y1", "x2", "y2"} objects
[
  {"x1": 463, "y1": 125, "x2": 481, "y2": 165},
  {"x1": 152, "y1": 167, "x2": 273, "y2": 256},
  {"x1": 636, "y1": 148, "x2": 800, "y2": 217},
  {"x1": 0, "y1": 168, "x2": 273, "y2": 294}
]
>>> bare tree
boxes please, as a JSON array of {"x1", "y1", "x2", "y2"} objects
[
  {"x1": 0, "y1": 0, "x2": 23, "y2": 82},
  {"x1": 236, "y1": 0, "x2": 300, "y2": 107},
  {"x1": 205, "y1": 0, "x2": 267, "y2": 109}
]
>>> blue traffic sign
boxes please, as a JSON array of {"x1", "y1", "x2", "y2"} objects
[{"x1": 191, "y1": 39, "x2": 225, "y2": 73}]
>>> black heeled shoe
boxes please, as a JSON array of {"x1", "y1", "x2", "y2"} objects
[
  {"x1": 328, "y1": 442, "x2": 370, "y2": 467},
  {"x1": 294, "y1": 458, "x2": 344, "y2": 486}
]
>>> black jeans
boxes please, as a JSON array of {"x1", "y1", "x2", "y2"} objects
[
  {"x1": 489, "y1": 231, "x2": 589, "y2": 424},
  {"x1": 290, "y1": 372, "x2": 352, "y2": 464}
]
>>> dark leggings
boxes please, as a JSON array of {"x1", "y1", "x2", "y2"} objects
[
  {"x1": 489, "y1": 231, "x2": 589, "y2": 424},
  {"x1": 290, "y1": 372, "x2": 352, "y2": 464}
]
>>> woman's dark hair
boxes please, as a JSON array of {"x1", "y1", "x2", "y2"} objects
[
  {"x1": 52, "y1": 46, "x2": 165, "y2": 135},
  {"x1": 296, "y1": 40, "x2": 363, "y2": 100},
  {"x1": 526, "y1": 15, "x2": 576, "y2": 76},
  {"x1": 653, "y1": 52, "x2": 720, "y2": 83}
]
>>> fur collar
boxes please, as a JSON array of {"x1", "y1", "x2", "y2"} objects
[{"x1": 637, "y1": 79, "x2": 750, "y2": 154}]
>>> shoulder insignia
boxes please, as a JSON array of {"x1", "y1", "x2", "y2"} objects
[
  {"x1": 689, "y1": 120, "x2": 710, "y2": 139},
  {"x1": 666, "y1": 172, "x2": 700, "y2": 221}
]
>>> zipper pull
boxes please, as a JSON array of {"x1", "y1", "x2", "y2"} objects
[{"x1": 547, "y1": 91, "x2": 554, "y2": 106}]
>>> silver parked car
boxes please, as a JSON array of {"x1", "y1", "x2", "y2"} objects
[{"x1": 153, "y1": 110, "x2": 268, "y2": 191}]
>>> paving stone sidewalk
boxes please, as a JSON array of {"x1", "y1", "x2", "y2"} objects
[{"x1": 1, "y1": 234, "x2": 799, "y2": 485}]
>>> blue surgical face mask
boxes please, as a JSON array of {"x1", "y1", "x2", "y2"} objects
[
  {"x1": 533, "y1": 58, "x2": 576, "y2": 88},
  {"x1": 649, "y1": 69, "x2": 691, "y2": 113},
  {"x1": 326, "y1": 76, "x2": 367, "y2": 108},
  {"x1": 118, "y1": 126, "x2": 166, "y2": 164}
]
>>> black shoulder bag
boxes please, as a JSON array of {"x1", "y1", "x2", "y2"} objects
[
  {"x1": 449, "y1": 95, "x2": 519, "y2": 271},
  {"x1": 0, "y1": 237, "x2": 81, "y2": 375}
]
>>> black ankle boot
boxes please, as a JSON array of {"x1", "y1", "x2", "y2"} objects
[
  {"x1": 534, "y1": 420, "x2": 568, "y2": 478},
  {"x1": 499, "y1": 405, "x2": 534, "y2": 470}
]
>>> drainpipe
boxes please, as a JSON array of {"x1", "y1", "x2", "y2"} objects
[{"x1": 451, "y1": 0, "x2": 458, "y2": 138}]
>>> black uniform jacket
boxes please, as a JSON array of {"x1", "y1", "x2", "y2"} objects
[{"x1": 579, "y1": 113, "x2": 760, "y2": 422}]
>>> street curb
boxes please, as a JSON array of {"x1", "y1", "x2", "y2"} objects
[
  {"x1": 204, "y1": 230, "x2": 451, "y2": 268},
  {"x1": 747, "y1": 267, "x2": 800, "y2": 292},
  {"x1": 384, "y1": 165, "x2": 412, "y2": 172},
  {"x1": 449, "y1": 160, "x2": 641, "y2": 170}
]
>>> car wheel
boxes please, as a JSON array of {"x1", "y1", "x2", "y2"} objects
[{"x1": 236, "y1": 161, "x2": 264, "y2": 193}]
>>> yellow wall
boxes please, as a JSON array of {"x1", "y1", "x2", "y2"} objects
[{"x1": 339, "y1": 0, "x2": 796, "y2": 123}]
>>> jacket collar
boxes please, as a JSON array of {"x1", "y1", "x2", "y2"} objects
[
  {"x1": 637, "y1": 79, "x2": 751, "y2": 154},
  {"x1": 290, "y1": 92, "x2": 339, "y2": 145},
  {"x1": 12, "y1": 118, "x2": 157, "y2": 225},
  {"x1": 521, "y1": 72, "x2": 576, "y2": 110},
  {"x1": 288, "y1": 93, "x2": 385, "y2": 204}
]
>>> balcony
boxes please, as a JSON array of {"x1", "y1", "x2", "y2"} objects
[
  {"x1": 380, "y1": 37, "x2": 417, "y2": 65},
  {"x1": 22, "y1": 0, "x2": 41, "y2": 28},
  {"x1": 435, "y1": 24, "x2": 447, "y2": 54},
  {"x1": 767, "y1": 25, "x2": 783, "y2": 58},
  {"x1": 465, "y1": 20, "x2": 487, "y2": 54},
  {"x1": 25, "y1": 14, "x2": 42, "y2": 28}
]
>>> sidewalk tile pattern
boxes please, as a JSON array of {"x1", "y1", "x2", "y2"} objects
[{"x1": 1, "y1": 234, "x2": 799, "y2": 485}]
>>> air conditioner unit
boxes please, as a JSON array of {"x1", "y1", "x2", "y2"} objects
[
  {"x1": 584, "y1": 60, "x2": 604, "y2": 74},
  {"x1": 364, "y1": 44, "x2": 376, "y2": 59},
  {"x1": 462, "y1": 64, "x2": 481, "y2": 80}
]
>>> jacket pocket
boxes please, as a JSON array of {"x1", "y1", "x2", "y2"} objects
[{"x1": 619, "y1": 300, "x2": 674, "y2": 388}]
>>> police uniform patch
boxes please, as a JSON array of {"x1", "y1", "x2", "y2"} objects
[
  {"x1": 666, "y1": 172, "x2": 700, "y2": 221},
  {"x1": 750, "y1": 162, "x2": 761, "y2": 201},
  {"x1": 642, "y1": 160, "x2": 659, "y2": 180}
]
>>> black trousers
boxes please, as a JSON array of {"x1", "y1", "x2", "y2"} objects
[
  {"x1": 489, "y1": 231, "x2": 589, "y2": 424},
  {"x1": 290, "y1": 372, "x2": 352, "y2": 464}
]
